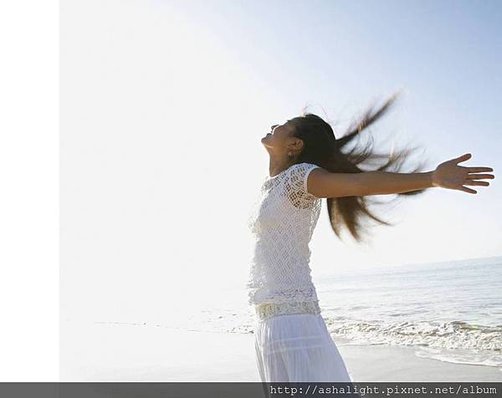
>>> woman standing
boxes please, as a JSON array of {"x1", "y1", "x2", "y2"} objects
[{"x1": 246, "y1": 93, "x2": 495, "y2": 383}]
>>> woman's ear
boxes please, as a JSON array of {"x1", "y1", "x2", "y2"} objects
[{"x1": 293, "y1": 137, "x2": 304, "y2": 152}]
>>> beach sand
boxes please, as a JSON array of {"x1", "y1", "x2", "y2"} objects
[{"x1": 60, "y1": 320, "x2": 502, "y2": 381}]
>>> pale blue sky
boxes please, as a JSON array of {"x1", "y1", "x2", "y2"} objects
[
  {"x1": 167, "y1": 0, "x2": 502, "y2": 150},
  {"x1": 161, "y1": 0, "x2": 502, "y2": 262},
  {"x1": 61, "y1": 0, "x2": 501, "y2": 319}
]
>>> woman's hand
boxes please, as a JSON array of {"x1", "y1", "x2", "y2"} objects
[{"x1": 432, "y1": 153, "x2": 495, "y2": 194}]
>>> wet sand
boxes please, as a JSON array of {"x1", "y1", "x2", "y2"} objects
[{"x1": 60, "y1": 319, "x2": 502, "y2": 381}]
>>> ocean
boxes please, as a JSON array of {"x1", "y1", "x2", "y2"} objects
[{"x1": 316, "y1": 256, "x2": 502, "y2": 369}]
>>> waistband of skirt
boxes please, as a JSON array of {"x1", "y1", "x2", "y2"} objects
[{"x1": 254, "y1": 300, "x2": 321, "y2": 321}]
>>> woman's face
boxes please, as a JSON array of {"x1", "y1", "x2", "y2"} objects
[{"x1": 261, "y1": 120, "x2": 295, "y2": 150}]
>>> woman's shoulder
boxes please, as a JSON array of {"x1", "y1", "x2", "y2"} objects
[
  {"x1": 284, "y1": 162, "x2": 323, "y2": 196},
  {"x1": 290, "y1": 162, "x2": 322, "y2": 173}
]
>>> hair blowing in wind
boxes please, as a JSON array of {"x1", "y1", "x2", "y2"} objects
[{"x1": 288, "y1": 92, "x2": 428, "y2": 243}]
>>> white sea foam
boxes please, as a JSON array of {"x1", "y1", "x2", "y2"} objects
[{"x1": 324, "y1": 318, "x2": 502, "y2": 368}]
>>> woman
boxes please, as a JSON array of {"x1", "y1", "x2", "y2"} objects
[{"x1": 246, "y1": 93, "x2": 495, "y2": 383}]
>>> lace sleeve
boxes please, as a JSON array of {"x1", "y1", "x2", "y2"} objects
[{"x1": 283, "y1": 163, "x2": 321, "y2": 208}]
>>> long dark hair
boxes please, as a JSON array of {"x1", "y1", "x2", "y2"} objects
[{"x1": 290, "y1": 92, "x2": 429, "y2": 243}]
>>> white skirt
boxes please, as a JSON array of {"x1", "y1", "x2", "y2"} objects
[{"x1": 253, "y1": 311, "x2": 353, "y2": 383}]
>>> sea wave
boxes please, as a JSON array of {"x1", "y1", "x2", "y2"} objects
[{"x1": 324, "y1": 317, "x2": 502, "y2": 368}]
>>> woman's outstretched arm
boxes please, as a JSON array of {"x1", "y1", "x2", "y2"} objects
[{"x1": 308, "y1": 153, "x2": 495, "y2": 198}]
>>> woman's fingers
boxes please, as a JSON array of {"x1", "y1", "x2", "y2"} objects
[
  {"x1": 466, "y1": 167, "x2": 494, "y2": 172},
  {"x1": 466, "y1": 173, "x2": 495, "y2": 179},
  {"x1": 460, "y1": 186, "x2": 477, "y2": 194},
  {"x1": 455, "y1": 153, "x2": 472, "y2": 164},
  {"x1": 464, "y1": 180, "x2": 490, "y2": 186}
]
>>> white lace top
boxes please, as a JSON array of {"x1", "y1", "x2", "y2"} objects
[{"x1": 246, "y1": 162, "x2": 322, "y2": 306}]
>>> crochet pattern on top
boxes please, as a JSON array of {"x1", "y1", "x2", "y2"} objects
[{"x1": 247, "y1": 162, "x2": 322, "y2": 306}]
